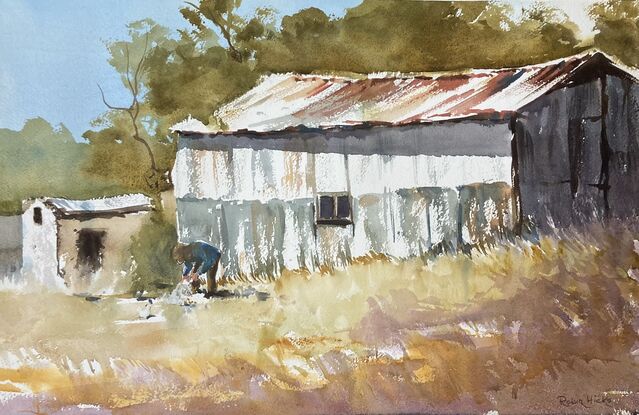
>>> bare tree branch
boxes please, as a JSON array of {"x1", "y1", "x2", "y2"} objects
[
  {"x1": 124, "y1": 45, "x2": 136, "y2": 100},
  {"x1": 97, "y1": 84, "x2": 131, "y2": 111},
  {"x1": 128, "y1": 110, "x2": 159, "y2": 174},
  {"x1": 132, "y1": 33, "x2": 150, "y2": 96}
]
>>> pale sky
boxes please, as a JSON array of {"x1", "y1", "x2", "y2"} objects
[
  {"x1": 511, "y1": 0, "x2": 596, "y2": 33},
  {"x1": 0, "y1": 0, "x2": 597, "y2": 138}
]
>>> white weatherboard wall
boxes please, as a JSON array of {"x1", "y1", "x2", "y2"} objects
[
  {"x1": 21, "y1": 201, "x2": 65, "y2": 290},
  {"x1": 174, "y1": 148, "x2": 511, "y2": 201},
  {"x1": 173, "y1": 124, "x2": 513, "y2": 278}
]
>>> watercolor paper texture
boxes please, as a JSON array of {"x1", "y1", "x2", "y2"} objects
[{"x1": 2, "y1": 1, "x2": 639, "y2": 413}]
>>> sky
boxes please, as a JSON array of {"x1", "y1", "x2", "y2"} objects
[{"x1": 0, "y1": 0, "x2": 597, "y2": 139}]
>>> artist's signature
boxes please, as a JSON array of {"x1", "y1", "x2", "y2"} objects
[{"x1": 557, "y1": 394, "x2": 616, "y2": 408}]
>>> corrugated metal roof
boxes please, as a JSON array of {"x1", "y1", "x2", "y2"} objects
[
  {"x1": 45, "y1": 194, "x2": 153, "y2": 216},
  {"x1": 171, "y1": 51, "x2": 636, "y2": 135}
]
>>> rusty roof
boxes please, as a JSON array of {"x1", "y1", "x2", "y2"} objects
[{"x1": 172, "y1": 51, "x2": 636, "y2": 135}]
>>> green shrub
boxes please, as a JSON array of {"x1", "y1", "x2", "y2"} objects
[{"x1": 129, "y1": 212, "x2": 180, "y2": 295}]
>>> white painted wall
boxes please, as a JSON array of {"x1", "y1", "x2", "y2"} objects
[
  {"x1": 57, "y1": 212, "x2": 149, "y2": 295},
  {"x1": 174, "y1": 148, "x2": 512, "y2": 201},
  {"x1": 173, "y1": 123, "x2": 514, "y2": 277},
  {"x1": 21, "y1": 201, "x2": 65, "y2": 290}
]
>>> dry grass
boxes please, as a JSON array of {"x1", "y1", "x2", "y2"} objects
[{"x1": 1, "y1": 221, "x2": 639, "y2": 413}]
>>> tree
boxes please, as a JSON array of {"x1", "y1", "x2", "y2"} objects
[
  {"x1": 0, "y1": 118, "x2": 121, "y2": 214},
  {"x1": 143, "y1": 28, "x2": 259, "y2": 124},
  {"x1": 139, "y1": 0, "x2": 278, "y2": 124},
  {"x1": 82, "y1": 111, "x2": 175, "y2": 194},
  {"x1": 83, "y1": 20, "x2": 176, "y2": 194},
  {"x1": 179, "y1": 0, "x2": 276, "y2": 63},
  {"x1": 254, "y1": 0, "x2": 582, "y2": 74},
  {"x1": 93, "y1": 20, "x2": 165, "y2": 191},
  {"x1": 83, "y1": 8, "x2": 272, "y2": 195},
  {"x1": 98, "y1": 36, "x2": 160, "y2": 186},
  {"x1": 589, "y1": 0, "x2": 639, "y2": 67}
]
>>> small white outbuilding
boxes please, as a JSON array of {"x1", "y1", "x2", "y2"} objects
[{"x1": 21, "y1": 194, "x2": 153, "y2": 293}]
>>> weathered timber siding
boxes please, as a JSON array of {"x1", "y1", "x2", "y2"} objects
[
  {"x1": 605, "y1": 75, "x2": 639, "y2": 217},
  {"x1": 515, "y1": 76, "x2": 639, "y2": 230}
]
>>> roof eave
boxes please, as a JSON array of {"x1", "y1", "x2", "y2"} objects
[
  {"x1": 176, "y1": 112, "x2": 514, "y2": 138},
  {"x1": 52, "y1": 205, "x2": 154, "y2": 219}
]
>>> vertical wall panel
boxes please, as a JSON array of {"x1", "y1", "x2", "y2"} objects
[
  {"x1": 230, "y1": 148, "x2": 255, "y2": 201},
  {"x1": 282, "y1": 200, "x2": 317, "y2": 271},
  {"x1": 315, "y1": 153, "x2": 348, "y2": 192},
  {"x1": 606, "y1": 76, "x2": 639, "y2": 217}
]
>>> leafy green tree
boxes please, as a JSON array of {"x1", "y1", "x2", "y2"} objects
[
  {"x1": 129, "y1": 211, "x2": 180, "y2": 295},
  {"x1": 255, "y1": 0, "x2": 582, "y2": 74},
  {"x1": 179, "y1": 0, "x2": 276, "y2": 63},
  {"x1": 83, "y1": 20, "x2": 176, "y2": 194},
  {"x1": 144, "y1": 29, "x2": 259, "y2": 124},
  {"x1": 142, "y1": 0, "x2": 277, "y2": 124},
  {"x1": 82, "y1": 111, "x2": 175, "y2": 194},
  {"x1": 83, "y1": 10, "x2": 273, "y2": 194},
  {"x1": 0, "y1": 118, "x2": 121, "y2": 214},
  {"x1": 589, "y1": 0, "x2": 639, "y2": 67}
]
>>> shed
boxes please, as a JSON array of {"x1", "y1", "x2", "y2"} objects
[
  {"x1": 22, "y1": 194, "x2": 153, "y2": 293},
  {"x1": 171, "y1": 51, "x2": 639, "y2": 278}
]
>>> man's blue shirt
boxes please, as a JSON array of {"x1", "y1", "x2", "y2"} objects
[{"x1": 182, "y1": 242, "x2": 222, "y2": 276}]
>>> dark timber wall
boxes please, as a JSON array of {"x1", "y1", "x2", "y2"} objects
[{"x1": 513, "y1": 73, "x2": 639, "y2": 230}]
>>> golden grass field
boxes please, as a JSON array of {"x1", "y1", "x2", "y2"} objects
[{"x1": 1, "y1": 221, "x2": 639, "y2": 414}]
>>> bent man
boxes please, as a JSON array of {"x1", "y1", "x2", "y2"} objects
[{"x1": 172, "y1": 241, "x2": 222, "y2": 297}]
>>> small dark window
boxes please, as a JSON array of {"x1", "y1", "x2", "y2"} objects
[
  {"x1": 76, "y1": 229, "x2": 106, "y2": 273},
  {"x1": 336, "y1": 195, "x2": 351, "y2": 219},
  {"x1": 33, "y1": 207, "x2": 42, "y2": 225},
  {"x1": 318, "y1": 196, "x2": 335, "y2": 220},
  {"x1": 316, "y1": 194, "x2": 352, "y2": 225}
]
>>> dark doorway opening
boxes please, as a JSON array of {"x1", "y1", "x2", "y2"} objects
[{"x1": 76, "y1": 229, "x2": 106, "y2": 273}]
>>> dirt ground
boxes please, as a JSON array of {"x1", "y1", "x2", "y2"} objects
[{"x1": 1, "y1": 221, "x2": 639, "y2": 414}]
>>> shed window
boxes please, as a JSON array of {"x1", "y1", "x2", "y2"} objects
[
  {"x1": 316, "y1": 194, "x2": 352, "y2": 225},
  {"x1": 33, "y1": 207, "x2": 42, "y2": 225},
  {"x1": 318, "y1": 196, "x2": 335, "y2": 220}
]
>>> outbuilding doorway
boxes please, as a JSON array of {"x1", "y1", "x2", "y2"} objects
[{"x1": 76, "y1": 229, "x2": 106, "y2": 273}]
